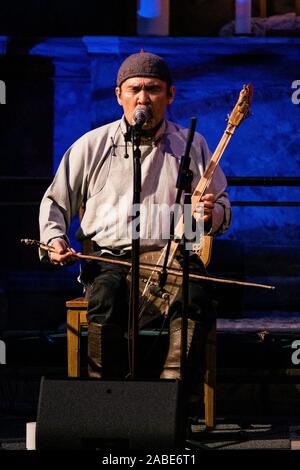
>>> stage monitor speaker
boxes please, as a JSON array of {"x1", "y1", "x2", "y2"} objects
[{"x1": 36, "y1": 377, "x2": 185, "y2": 450}]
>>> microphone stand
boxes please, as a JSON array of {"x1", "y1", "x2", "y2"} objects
[
  {"x1": 174, "y1": 118, "x2": 197, "y2": 386},
  {"x1": 167, "y1": 119, "x2": 196, "y2": 446},
  {"x1": 126, "y1": 115, "x2": 196, "y2": 385},
  {"x1": 128, "y1": 122, "x2": 142, "y2": 379}
]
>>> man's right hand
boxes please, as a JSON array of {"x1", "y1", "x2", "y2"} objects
[{"x1": 49, "y1": 238, "x2": 78, "y2": 266}]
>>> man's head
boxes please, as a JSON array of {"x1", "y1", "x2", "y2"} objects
[{"x1": 115, "y1": 51, "x2": 175, "y2": 130}]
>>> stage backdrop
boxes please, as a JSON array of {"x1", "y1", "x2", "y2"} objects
[{"x1": 29, "y1": 36, "x2": 300, "y2": 247}]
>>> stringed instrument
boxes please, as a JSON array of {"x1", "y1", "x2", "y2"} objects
[
  {"x1": 21, "y1": 85, "x2": 255, "y2": 325},
  {"x1": 136, "y1": 84, "x2": 254, "y2": 321}
]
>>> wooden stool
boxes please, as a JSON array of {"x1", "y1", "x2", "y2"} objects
[
  {"x1": 66, "y1": 297, "x2": 217, "y2": 429},
  {"x1": 66, "y1": 297, "x2": 88, "y2": 378}
]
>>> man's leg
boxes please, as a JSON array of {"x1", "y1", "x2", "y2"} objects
[
  {"x1": 81, "y1": 260, "x2": 129, "y2": 379},
  {"x1": 160, "y1": 271, "x2": 215, "y2": 382}
]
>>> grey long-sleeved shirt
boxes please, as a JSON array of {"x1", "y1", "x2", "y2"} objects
[{"x1": 39, "y1": 118, "x2": 231, "y2": 257}]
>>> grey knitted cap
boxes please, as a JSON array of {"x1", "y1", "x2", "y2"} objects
[{"x1": 116, "y1": 51, "x2": 172, "y2": 87}]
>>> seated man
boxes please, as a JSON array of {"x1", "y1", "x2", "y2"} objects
[{"x1": 39, "y1": 51, "x2": 231, "y2": 380}]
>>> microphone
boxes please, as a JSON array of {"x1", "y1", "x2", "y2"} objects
[{"x1": 132, "y1": 107, "x2": 150, "y2": 128}]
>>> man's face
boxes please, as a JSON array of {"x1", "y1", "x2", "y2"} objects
[{"x1": 115, "y1": 77, "x2": 175, "y2": 130}]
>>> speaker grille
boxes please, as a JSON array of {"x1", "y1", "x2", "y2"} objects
[{"x1": 36, "y1": 377, "x2": 184, "y2": 450}]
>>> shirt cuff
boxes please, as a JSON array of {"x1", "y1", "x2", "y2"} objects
[{"x1": 210, "y1": 203, "x2": 226, "y2": 235}]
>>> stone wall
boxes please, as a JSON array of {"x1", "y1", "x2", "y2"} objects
[{"x1": 30, "y1": 36, "x2": 300, "y2": 246}]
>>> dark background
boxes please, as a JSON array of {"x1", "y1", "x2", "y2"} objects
[
  {"x1": 0, "y1": 1, "x2": 297, "y2": 36},
  {"x1": 0, "y1": 0, "x2": 299, "y2": 423}
]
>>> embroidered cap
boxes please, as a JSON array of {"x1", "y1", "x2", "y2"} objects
[{"x1": 116, "y1": 51, "x2": 173, "y2": 88}]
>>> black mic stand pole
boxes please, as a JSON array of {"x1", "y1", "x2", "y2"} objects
[
  {"x1": 175, "y1": 117, "x2": 197, "y2": 391},
  {"x1": 128, "y1": 123, "x2": 142, "y2": 378}
]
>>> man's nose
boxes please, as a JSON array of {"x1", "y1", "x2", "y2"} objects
[{"x1": 137, "y1": 89, "x2": 150, "y2": 105}]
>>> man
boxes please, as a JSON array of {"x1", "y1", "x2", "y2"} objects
[{"x1": 39, "y1": 51, "x2": 231, "y2": 380}]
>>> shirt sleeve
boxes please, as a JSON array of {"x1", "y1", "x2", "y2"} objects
[{"x1": 39, "y1": 138, "x2": 88, "y2": 260}]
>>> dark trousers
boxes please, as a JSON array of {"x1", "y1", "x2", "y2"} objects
[
  {"x1": 169, "y1": 253, "x2": 216, "y2": 326},
  {"x1": 80, "y1": 251, "x2": 216, "y2": 330},
  {"x1": 80, "y1": 254, "x2": 130, "y2": 331}
]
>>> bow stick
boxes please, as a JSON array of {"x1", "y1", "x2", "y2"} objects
[{"x1": 21, "y1": 239, "x2": 275, "y2": 291}]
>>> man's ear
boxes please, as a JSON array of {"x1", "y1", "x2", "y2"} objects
[
  {"x1": 167, "y1": 85, "x2": 176, "y2": 105},
  {"x1": 115, "y1": 87, "x2": 122, "y2": 106}
]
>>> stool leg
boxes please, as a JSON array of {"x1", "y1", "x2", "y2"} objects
[
  {"x1": 204, "y1": 319, "x2": 216, "y2": 430},
  {"x1": 259, "y1": 0, "x2": 267, "y2": 17},
  {"x1": 67, "y1": 309, "x2": 81, "y2": 377}
]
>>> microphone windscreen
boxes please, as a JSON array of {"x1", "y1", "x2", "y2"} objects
[{"x1": 132, "y1": 107, "x2": 150, "y2": 127}]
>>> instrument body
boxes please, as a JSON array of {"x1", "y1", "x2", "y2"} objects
[{"x1": 132, "y1": 250, "x2": 182, "y2": 322}]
